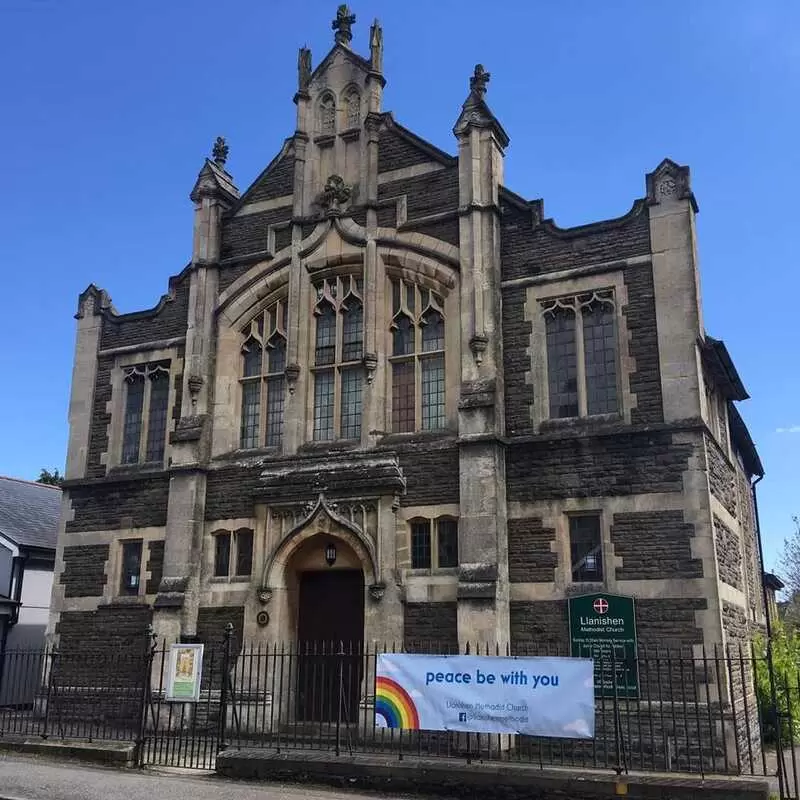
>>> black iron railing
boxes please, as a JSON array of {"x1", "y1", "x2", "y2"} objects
[{"x1": 0, "y1": 630, "x2": 796, "y2": 796}]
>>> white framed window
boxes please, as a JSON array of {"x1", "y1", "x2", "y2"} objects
[
  {"x1": 121, "y1": 362, "x2": 171, "y2": 465},
  {"x1": 239, "y1": 300, "x2": 287, "y2": 450},
  {"x1": 389, "y1": 278, "x2": 446, "y2": 433},
  {"x1": 311, "y1": 274, "x2": 364, "y2": 441},
  {"x1": 541, "y1": 290, "x2": 619, "y2": 420}
]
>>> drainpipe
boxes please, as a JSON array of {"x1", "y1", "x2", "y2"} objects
[{"x1": 751, "y1": 474, "x2": 773, "y2": 639}]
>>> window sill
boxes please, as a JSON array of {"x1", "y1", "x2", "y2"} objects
[
  {"x1": 299, "y1": 439, "x2": 361, "y2": 453},
  {"x1": 108, "y1": 461, "x2": 166, "y2": 476},
  {"x1": 406, "y1": 568, "x2": 460, "y2": 577},
  {"x1": 210, "y1": 576, "x2": 251, "y2": 584},
  {"x1": 376, "y1": 429, "x2": 456, "y2": 446},
  {"x1": 565, "y1": 581, "x2": 605, "y2": 596},
  {"x1": 108, "y1": 595, "x2": 148, "y2": 606}
]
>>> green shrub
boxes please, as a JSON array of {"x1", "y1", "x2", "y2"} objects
[{"x1": 753, "y1": 621, "x2": 800, "y2": 744}]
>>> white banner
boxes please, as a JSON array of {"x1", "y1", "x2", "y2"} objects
[{"x1": 376, "y1": 654, "x2": 594, "y2": 739}]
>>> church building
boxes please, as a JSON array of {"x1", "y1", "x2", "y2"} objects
[{"x1": 50, "y1": 7, "x2": 765, "y2": 684}]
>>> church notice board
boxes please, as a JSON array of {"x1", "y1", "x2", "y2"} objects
[
  {"x1": 568, "y1": 593, "x2": 638, "y2": 699},
  {"x1": 165, "y1": 643, "x2": 204, "y2": 702}
]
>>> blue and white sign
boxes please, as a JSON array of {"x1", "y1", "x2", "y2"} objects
[{"x1": 376, "y1": 654, "x2": 595, "y2": 739}]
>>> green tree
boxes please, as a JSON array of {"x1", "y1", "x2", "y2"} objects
[
  {"x1": 754, "y1": 620, "x2": 800, "y2": 743},
  {"x1": 36, "y1": 468, "x2": 63, "y2": 487}
]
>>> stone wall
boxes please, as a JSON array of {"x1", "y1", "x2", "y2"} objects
[
  {"x1": 404, "y1": 602, "x2": 458, "y2": 653},
  {"x1": 238, "y1": 152, "x2": 294, "y2": 203},
  {"x1": 499, "y1": 200, "x2": 651, "y2": 283},
  {"x1": 507, "y1": 518, "x2": 557, "y2": 582},
  {"x1": 86, "y1": 355, "x2": 114, "y2": 478},
  {"x1": 622, "y1": 264, "x2": 664, "y2": 424},
  {"x1": 196, "y1": 606, "x2": 246, "y2": 689},
  {"x1": 510, "y1": 600, "x2": 569, "y2": 654},
  {"x1": 502, "y1": 285, "x2": 533, "y2": 437},
  {"x1": 714, "y1": 515, "x2": 743, "y2": 590},
  {"x1": 506, "y1": 432, "x2": 691, "y2": 502},
  {"x1": 378, "y1": 126, "x2": 445, "y2": 172},
  {"x1": 60, "y1": 544, "x2": 108, "y2": 597},
  {"x1": 219, "y1": 205, "x2": 293, "y2": 265},
  {"x1": 611, "y1": 511, "x2": 702, "y2": 580},
  {"x1": 145, "y1": 540, "x2": 165, "y2": 595},
  {"x1": 98, "y1": 277, "x2": 190, "y2": 351},
  {"x1": 66, "y1": 475, "x2": 170, "y2": 532},
  {"x1": 707, "y1": 436, "x2": 737, "y2": 517},
  {"x1": 394, "y1": 441, "x2": 460, "y2": 506}
]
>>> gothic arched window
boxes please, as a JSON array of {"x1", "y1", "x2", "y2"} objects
[
  {"x1": 121, "y1": 362, "x2": 171, "y2": 465},
  {"x1": 344, "y1": 87, "x2": 360, "y2": 128},
  {"x1": 312, "y1": 275, "x2": 364, "y2": 441},
  {"x1": 320, "y1": 92, "x2": 336, "y2": 134},
  {"x1": 541, "y1": 290, "x2": 618, "y2": 419},
  {"x1": 239, "y1": 300, "x2": 287, "y2": 449},
  {"x1": 389, "y1": 279, "x2": 447, "y2": 433}
]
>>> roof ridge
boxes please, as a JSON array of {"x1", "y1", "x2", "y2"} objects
[{"x1": 0, "y1": 475, "x2": 62, "y2": 491}]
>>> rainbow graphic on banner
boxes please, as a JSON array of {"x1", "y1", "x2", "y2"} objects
[{"x1": 375, "y1": 676, "x2": 420, "y2": 729}]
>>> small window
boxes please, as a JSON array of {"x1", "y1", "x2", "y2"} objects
[
  {"x1": 120, "y1": 540, "x2": 143, "y2": 596},
  {"x1": 235, "y1": 529, "x2": 254, "y2": 577},
  {"x1": 410, "y1": 520, "x2": 431, "y2": 569},
  {"x1": 214, "y1": 533, "x2": 231, "y2": 578},
  {"x1": 437, "y1": 518, "x2": 459, "y2": 568},
  {"x1": 569, "y1": 515, "x2": 603, "y2": 582},
  {"x1": 409, "y1": 517, "x2": 459, "y2": 570},
  {"x1": 213, "y1": 529, "x2": 254, "y2": 580}
]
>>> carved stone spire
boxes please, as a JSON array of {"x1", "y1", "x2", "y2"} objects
[
  {"x1": 369, "y1": 18, "x2": 383, "y2": 72},
  {"x1": 332, "y1": 4, "x2": 356, "y2": 46},
  {"x1": 298, "y1": 46, "x2": 312, "y2": 92},
  {"x1": 212, "y1": 136, "x2": 229, "y2": 167},
  {"x1": 469, "y1": 64, "x2": 490, "y2": 101}
]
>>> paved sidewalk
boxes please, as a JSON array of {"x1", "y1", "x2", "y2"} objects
[{"x1": 0, "y1": 753, "x2": 422, "y2": 800}]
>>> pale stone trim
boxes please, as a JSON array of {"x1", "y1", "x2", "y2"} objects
[
  {"x1": 98, "y1": 336, "x2": 186, "y2": 357},
  {"x1": 501, "y1": 254, "x2": 652, "y2": 289},
  {"x1": 233, "y1": 196, "x2": 294, "y2": 217},
  {"x1": 525, "y1": 271, "x2": 634, "y2": 432},
  {"x1": 378, "y1": 162, "x2": 445, "y2": 185},
  {"x1": 404, "y1": 575, "x2": 458, "y2": 603}
]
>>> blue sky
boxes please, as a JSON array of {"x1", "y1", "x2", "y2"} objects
[{"x1": 1, "y1": 1, "x2": 797, "y2": 569}]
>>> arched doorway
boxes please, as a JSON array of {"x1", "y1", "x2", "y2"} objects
[{"x1": 287, "y1": 535, "x2": 365, "y2": 723}]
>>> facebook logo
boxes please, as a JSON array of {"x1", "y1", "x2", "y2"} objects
[{"x1": 458, "y1": 712, "x2": 467, "y2": 722}]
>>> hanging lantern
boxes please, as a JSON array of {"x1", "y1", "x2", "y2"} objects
[{"x1": 324, "y1": 541, "x2": 337, "y2": 567}]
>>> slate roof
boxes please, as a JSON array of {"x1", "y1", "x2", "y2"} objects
[{"x1": 0, "y1": 476, "x2": 61, "y2": 552}]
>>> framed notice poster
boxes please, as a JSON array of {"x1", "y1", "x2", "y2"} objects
[{"x1": 165, "y1": 643, "x2": 204, "y2": 702}]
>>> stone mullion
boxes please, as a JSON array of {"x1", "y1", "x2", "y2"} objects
[
  {"x1": 139, "y1": 377, "x2": 153, "y2": 463},
  {"x1": 575, "y1": 306, "x2": 589, "y2": 418}
]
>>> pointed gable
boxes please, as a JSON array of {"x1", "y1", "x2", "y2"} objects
[{"x1": 235, "y1": 140, "x2": 295, "y2": 207}]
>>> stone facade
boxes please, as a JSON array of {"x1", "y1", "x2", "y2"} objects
[{"x1": 50, "y1": 9, "x2": 766, "y2": 753}]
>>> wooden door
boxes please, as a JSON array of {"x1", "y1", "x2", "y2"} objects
[{"x1": 296, "y1": 569, "x2": 364, "y2": 722}]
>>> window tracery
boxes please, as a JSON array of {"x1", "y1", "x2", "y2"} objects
[
  {"x1": 239, "y1": 300, "x2": 287, "y2": 449},
  {"x1": 389, "y1": 278, "x2": 446, "y2": 433},
  {"x1": 312, "y1": 275, "x2": 364, "y2": 440}
]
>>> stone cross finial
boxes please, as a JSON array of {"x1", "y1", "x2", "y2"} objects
[
  {"x1": 212, "y1": 136, "x2": 229, "y2": 166},
  {"x1": 470, "y1": 64, "x2": 491, "y2": 100},
  {"x1": 332, "y1": 4, "x2": 356, "y2": 45},
  {"x1": 298, "y1": 46, "x2": 312, "y2": 92}
]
